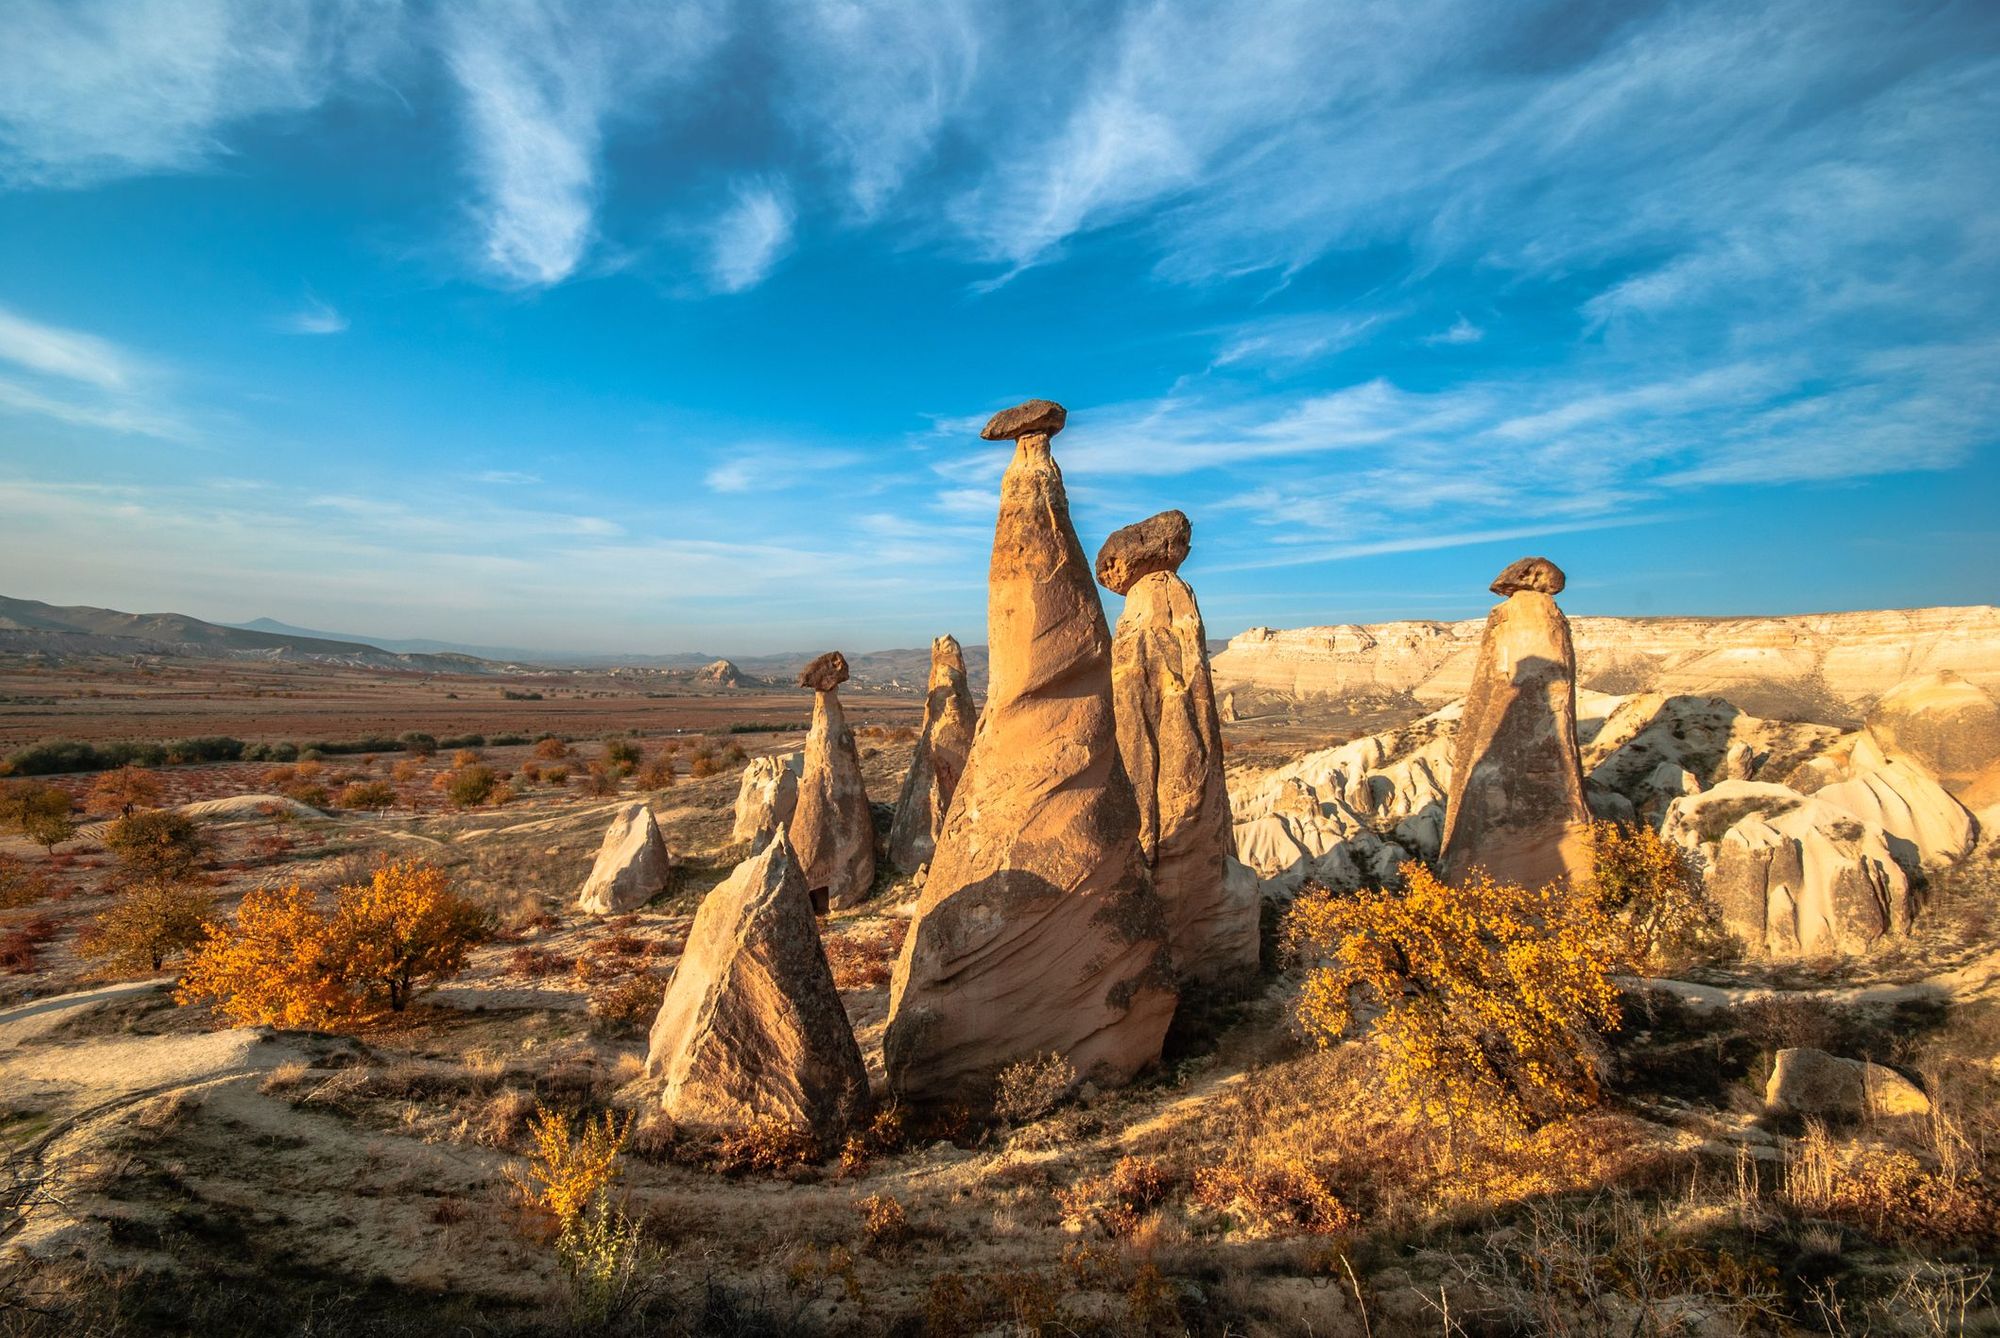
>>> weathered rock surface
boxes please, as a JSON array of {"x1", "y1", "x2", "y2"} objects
[
  {"x1": 1814, "y1": 760, "x2": 1975, "y2": 871},
  {"x1": 731, "y1": 752, "x2": 801, "y2": 850},
  {"x1": 1095, "y1": 509, "x2": 1192, "y2": 597},
  {"x1": 887, "y1": 634, "x2": 977, "y2": 873},
  {"x1": 887, "y1": 401, "x2": 1174, "y2": 1106},
  {"x1": 646, "y1": 832, "x2": 869, "y2": 1143},
  {"x1": 1765, "y1": 1047, "x2": 1930, "y2": 1119},
  {"x1": 1437, "y1": 558, "x2": 1594, "y2": 891},
  {"x1": 577, "y1": 802, "x2": 672, "y2": 914},
  {"x1": 790, "y1": 652, "x2": 875, "y2": 909},
  {"x1": 1664, "y1": 781, "x2": 1913, "y2": 955},
  {"x1": 1867, "y1": 672, "x2": 2000, "y2": 809},
  {"x1": 697, "y1": 658, "x2": 742, "y2": 687},
  {"x1": 1213, "y1": 606, "x2": 2000, "y2": 719},
  {"x1": 1102, "y1": 513, "x2": 1256, "y2": 983}
]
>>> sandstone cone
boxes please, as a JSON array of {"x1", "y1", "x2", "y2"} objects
[
  {"x1": 1100, "y1": 512, "x2": 1257, "y2": 985},
  {"x1": 732, "y1": 752, "x2": 801, "y2": 850},
  {"x1": 1866, "y1": 672, "x2": 2000, "y2": 810},
  {"x1": 645, "y1": 830, "x2": 869, "y2": 1144},
  {"x1": 886, "y1": 403, "x2": 1175, "y2": 1106},
  {"x1": 887, "y1": 634, "x2": 977, "y2": 873},
  {"x1": 790, "y1": 652, "x2": 875, "y2": 909},
  {"x1": 1437, "y1": 557, "x2": 1594, "y2": 891},
  {"x1": 577, "y1": 802, "x2": 672, "y2": 915}
]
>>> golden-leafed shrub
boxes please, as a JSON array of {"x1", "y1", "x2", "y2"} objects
[
  {"x1": 993, "y1": 1051, "x2": 1076, "y2": 1124},
  {"x1": 334, "y1": 859, "x2": 488, "y2": 1012},
  {"x1": 636, "y1": 758, "x2": 677, "y2": 790},
  {"x1": 715, "y1": 1115, "x2": 818, "y2": 1175},
  {"x1": 1284, "y1": 863, "x2": 1622, "y2": 1133},
  {"x1": 338, "y1": 780, "x2": 395, "y2": 810},
  {"x1": 104, "y1": 809, "x2": 207, "y2": 880},
  {"x1": 510, "y1": 1105, "x2": 631, "y2": 1229},
  {"x1": 79, "y1": 878, "x2": 213, "y2": 972},
  {"x1": 1191, "y1": 1153, "x2": 1358, "y2": 1237},
  {"x1": 447, "y1": 764, "x2": 497, "y2": 807},
  {"x1": 1783, "y1": 1120, "x2": 1995, "y2": 1243},
  {"x1": 534, "y1": 736, "x2": 570, "y2": 760},
  {"x1": 176, "y1": 883, "x2": 352, "y2": 1027},
  {"x1": 856, "y1": 1193, "x2": 911, "y2": 1249},
  {"x1": 86, "y1": 765, "x2": 163, "y2": 817},
  {"x1": 1589, "y1": 819, "x2": 1724, "y2": 972}
]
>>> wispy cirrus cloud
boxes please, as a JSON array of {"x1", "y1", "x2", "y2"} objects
[
  {"x1": 0, "y1": 303, "x2": 139, "y2": 389},
  {"x1": 704, "y1": 181, "x2": 795, "y2": 294},
  {"x1": 280, "y1": 296, "x2": 349, "y2": 335},
  {"x1": 0, "y1": 303, "x2": 189, "y2": 440}
]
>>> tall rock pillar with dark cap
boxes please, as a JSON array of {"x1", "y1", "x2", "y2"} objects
[
  {"x1": 887, "y1": 633, "x2": 977, "y2": 873},
  {"x1": 886, "y1": 399, "x2": 1176, "y2": 1107},
  {"x1": 790, "y1": 651, "x2": 875, "y2": 909},
  {"x1": 1437, "y1": 556, "x2": 1595, "y2": 891},
  {"x1": 1097, "y1": 510, "x2": 1258, "y2": 985}
]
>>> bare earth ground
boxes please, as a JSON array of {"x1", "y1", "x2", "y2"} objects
[{"x1": 2, "y1": 665, "x2": 1998, "y2": 1335}]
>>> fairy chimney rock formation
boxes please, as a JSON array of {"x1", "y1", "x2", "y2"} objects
[
  {"x1": 1437, "y1": 556, "x2": 1594, "y2": 891},
  {"x1": 577, "y1": 802, "x2": 673, "y2": 914},
  {"x1": 887, "y1": 634, "x2": 977, "y2": 873},
  {"x1": 886, "y1": 400, "x2": 1175, "y2": 1106},
  {"x1": 645, "y1": 830, "x2": 869, "y2": 1144},
  {"x1": 1098, "y1": 511, "x2": 1257, "y2": 984},
  {"x1": 789, "y1": 651, "x2": 875, "y2": 909}
]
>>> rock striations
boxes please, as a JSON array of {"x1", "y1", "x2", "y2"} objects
[
  {"x1": 731, "y1": 752, "x2": 801, "y2": 851},
  {"x1": 577, "y1": 802, "x2": 672, "y2": 915},
  {"x1": 789, "y1": 651, "x2": 875, "y2": 909},
  {"x1": 887, "y1": 634, "x2": 978, "y2": 873},
  {"x1": 886, "y1": 400, "x2": 1175, "y2": 1106},
  {"x1": 645, "y1": 830, "x2": 869, "y2": 1145},
  {"x1": 1098, "y1": 511, "x2": 1258, "y2": 985},
  {"x1": 1437, "y1": 558, "x2": 1594, "y2": 892}
]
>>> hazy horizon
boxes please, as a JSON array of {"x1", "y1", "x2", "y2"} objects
[{"x1": 2, "y1": 0, "x2": 1996, "y2": 654}]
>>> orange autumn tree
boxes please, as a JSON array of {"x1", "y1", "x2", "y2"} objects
[
  {"x1": 1283, "y1": 863, "x2": 1621, "y2": 1135},
  {"x1": 87, "y1": 765, "x2": 164, "y2": 818},
  {"x1": 1587, "y1": 819, "x2": 1723, "y2": 973},
  {"x1": 178, "y1": 860, "x2": 487, "y2": 1026}
]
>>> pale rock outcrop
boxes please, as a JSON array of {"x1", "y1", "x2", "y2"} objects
[
  {"x1": 731, "y1": 752, "x2": 801, "y2": 850},
  {"x1": 1814, "y1": 760, "x2": 1975, "y2": 871},
  {"x1": 790, "y1": 652, "x2": 875, "y2": 909},
  {"x1": 886, "y1": 400, "x2": 1174, "y2": 1106},
  {"x1": 1766, "y1": 1047, "x2": 1930, "y2": 1119},
  {"x1": 645, "y1": 831, "x2": 869, "y2": 1144},
  {"x1": 577, "y1": 802, "x2": 672, "y2": 914},
  {"x1": 887, "y1": 635, "x2": 977, "y2": 873},
  {"x1": 1867, "y1": 672, "x2": 2000, "y2": 810},
  {"x1": 1664, "y1": 781, "x2": 1913, "y2": 955},
  {"x1": 1437, "y1": 557, "x2": 1594, "y2": 891},
  {"x1": 1099, "y1": 509, "x2": 1257, "y2": 985},
  {"x1": 698, "y1": 658, "x2": 743, "y2": 687}
]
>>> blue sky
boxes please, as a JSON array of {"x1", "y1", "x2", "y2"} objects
[{"x1": 0, "y1": 0, "x2": 1995, "y2": 655}]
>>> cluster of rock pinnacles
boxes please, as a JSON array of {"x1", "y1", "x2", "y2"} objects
[{"x1": 573, "y1": 397, "x2": 1595, "y2": 1144}]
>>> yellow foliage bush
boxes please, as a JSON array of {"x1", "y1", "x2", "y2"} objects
[
  {"x1": 1190, "y1": 1152, "x2": 1357, "y2": 1237},
  {"x1": 1284, "y1": 863, "x2": 1622, "y2": 1134},
  {"x1": 1588, "y1": 819, "x2": 1723, "y2": 972},
  {"x1": 80, "y1": 878, "x2": 214, "y2": 972},
  {"x1": 334, "y1": 859, "x2": 489, "y2": 1012},
  {"x1": 512, "y1": 1105, "x2": 631, "y2": 1230}
]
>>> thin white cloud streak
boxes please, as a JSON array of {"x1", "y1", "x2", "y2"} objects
[
  {"x1": 441, "y1": 0, "x2": 726, "y2": 287},
  {"x1": 0, "y1": 377, "x2": 191, "y2": 441},
  {"x1": 703, "y1": 444, "x2": 864, "y2": 494},
  {"x1": 1423, "y1": 316, "x2": 1483, "y2": 346},
  {"x1": 0, "y1": 0, "x2": 401, "y2": 188},
  {"x1": 281, "y1": 297, "x2": 349, "y2": 335},
  {"x1": 704, "y1": 181, "x2": 795, "y2": 293},
  {"x1": 0, "y1": 306, "x2": 189, "y2": 439},
  {"x1": 0, "y1": 304, "x2": 137, "y2": 389},
  {"x1": 1209, "y1": 515, "x2": 1674, "y2": 572}
]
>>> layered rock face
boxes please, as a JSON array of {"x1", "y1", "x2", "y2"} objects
[
  {"x1": 1213, "y1": 606, "x2": 2000, "y2": 717},
  {"x1": 887, "y1": 635, "x2": 977, "y2": 873},
  {"x1": 732, "y1": 752, "x2": 801, "y2": 850},
  {"x1": 1866, "y1": 672, "x2": 2000, "y2": 810},
  {"x1": 1437, "y1": 558, "x2": 1595, "y2": 891},
  {"x1": 577, "y1": 802, "x2": 672, "y2": 914},
  {"x1": 646, "y1": 831, "x2": 869, "y2": 1144},
  {"x1": 1099, "y1": 511, "x2": 1257, "y2": 984},
  {"x1": 886, "y1": 400, "x2": 1175, "y2": 1106},
  {"x1": 789, "y1": 652, "x2": 875, "y2": 909}
]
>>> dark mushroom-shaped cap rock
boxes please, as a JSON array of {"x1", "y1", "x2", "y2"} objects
[
  {"x1": 798, "y1": 651, "x2": 850, "y2": 692},
  {"x1": 1095, "y1": 509, "x2": 1192, "y2": 595},
  {"x1": 1490, "y1": 556, "x2": 1566, "y2": 597},
  {"x1": 980, "y1": 399, "x2": 1067, "y2": 441}
]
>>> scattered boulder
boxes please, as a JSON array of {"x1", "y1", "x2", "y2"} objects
[
  {"x1": 1867, "y1": 672, "x2": 2000, "y2": 809},
  {"x1": 1100, "y1": 510, "x2": 1256, "y2": 984},
  {"x1": 646, "y1": 831, "x2": 869, "y2": 1145},
  {"x1": 790, "y1": 652, "x2": 875, "y2": 909},
  {"x1": 887, "y1": 634, "x2": 978, "y2": 873},
  {"x1": 731, "y1": 752, "x2": 801, "y2": 850},
  {"x1": 1438, "y1": 557, "x2": 1594, "y2": 891},
  {"x1": 1765, "y1": 1047, "x2": 1930, "y2": 1119},
  {"x1": 887, "y1": 400, "x2": 1174, "y2": 1107},
  {"x1": 577, "y1": 802, "x2": 672, "y2": 915}
]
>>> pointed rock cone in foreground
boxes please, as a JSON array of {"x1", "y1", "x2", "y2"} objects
[
  {"x1": 1437, "y1": 556, "x2": 1594, "y2": 892},
  {"x1": 789, "y1": 651, "x2": 875, "y2": 909},
  {"x1": 887, "y1": 634, "x2": 978, "y2": 873},
  {"x1": 1098, "y1": 510, "x2": 1258, "y2": 985},
  {"x1": 886, "y1": 399, "x2": 1175, "y2": 1107},
  {"x1": 577, "y1": 801, "x2": 673, "y2": 914},
  {"x1": 645, "y1": 828, "x2": 870, "y2": 1145}
]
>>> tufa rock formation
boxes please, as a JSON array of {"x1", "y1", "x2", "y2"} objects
[
  {"x1": 697, "y1": 658, "x2": 743, "y2": 687},
  {"x1": 1866, "y1": 672, "x2": 2000, "y2": 810},
  {"x1": 1098, "y1": 511, "x2": 1258, "y2": 984},
  {"x1": 1438, "y1": 557, "x2": 1594, "y2": 891},
  {"x1": 789, "y1": 651, "x2": 875, "y2": 909},
  {"x1": 887, "y1": 634, "x2": 977, "y2": 873},
  {"x1": 732, "y1": 752, "x2": 801, "y2": 851},
  {"x1": 886, "y1": 400, "x2": 1175, "y2": 1106},
  {"x1": 646, "y1": 830, "x2": 869, "y2": 1144},
  {"x1": 577, "y1": 802, "x2": 673, "y2": 914},
  {"x1": 1765, "y1": 1047, "x2": 1930, "y2": 1119}
]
